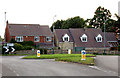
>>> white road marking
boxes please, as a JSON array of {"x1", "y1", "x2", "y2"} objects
[
  {"x1": 89, "y1": 66, "x2": 118, "y2": 75},
  {"x1": 8, "y1": 67, "x2": 20, "y2": 76}
]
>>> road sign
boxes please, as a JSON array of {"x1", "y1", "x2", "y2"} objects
[
  {"x1": 7, "y1": 43, "x2": 14, "y2": 47},
  {"x1": 11, "y1": 47, "x2": 15, "y2": 52},
  {"x1": 3, "y1": 46, "x2": 9, "y2": 53},
  {"x1": 37, "y1": 50, "x2": 40, "y2": 57},
  {"x1": 68, "y1": 49, "x2": 71, "y2": 54},
  {"x1": 81, "y1": 50, "x2": 86, "y2": 60}
]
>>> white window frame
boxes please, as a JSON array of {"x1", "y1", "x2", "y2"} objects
[
  {"x1": 46, "y1": 37, "x2": 51, "y2": 42},
  {"x1": 34, "y1": 36, "x2": 39, "y2": 42},
  {"x1": 80, "y1": 34, "x2": 87, "y2": 42},
  {"x1": 15, "y1": 36, "x2": 23, "y2": 42},
  {"x1": 62, "y1": 34, "x2": 69, "y2": 42},
  {"x1": 117, "y1": 33, "x2": 120, "y2": 40},
  {"x1": 96, "y1": 34, "x2": 102, "y2": 42}
]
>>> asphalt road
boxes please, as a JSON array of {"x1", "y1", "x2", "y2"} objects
[{"x1": 0, "y1": 56, "x2": 118, "y2": 76}]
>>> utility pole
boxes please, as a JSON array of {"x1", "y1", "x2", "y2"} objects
[
  {"x1": 53, "y1": 15, "x2": 56, "y2": 54},
  {"x1": 104, "y1": 19, "x2": 108, "y2": 54}
]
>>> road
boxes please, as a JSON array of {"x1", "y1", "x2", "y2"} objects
[{"x1": 0, "y1": 56, "x2": 118, "y2": 76}]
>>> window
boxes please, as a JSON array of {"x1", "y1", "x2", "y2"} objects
[
  {"x1": 34, "y1": 36, "x2": 39, "y2": 42},
  {"x1": 15, "y1": 36, "x2": 23, "y2": 42},
  {"x1": 117, "y1": 33, "x2": 120, "y2": 40},
  {"x1": 62, "y1": 34, "x2": 69, "y2": 42},
  {"x1": 64, "y1": 37, "x2": 68, "y2": 41},
  {"x1": 46, "y1": 37, "x2": 51, "y2": 42},
  {"x1": 96, "y1": 34, "x2": 102, "y2": 42},
  {"x1": 80, "y1": 34, "x2": 87, "y2": 42}
]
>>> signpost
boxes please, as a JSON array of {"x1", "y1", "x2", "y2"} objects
[
  {"x1": 81, "y1": 50, "x2": 86, "y2": 60},
  {"x1": 68, "y1": 49, "x2": 71, "y2": 54},
  {"x1": 37, "y1": 50, "x2": 40, "y2": 57}
]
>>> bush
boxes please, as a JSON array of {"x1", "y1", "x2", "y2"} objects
[
  {"x1": 118, "y1": 45, "x2": 120, "y2": 51},
  {"x1": 23, "y1": 46, "x2": 34, "y2": 50},
  {"x1": 44, "y1": 48, "x2": 47, "y2": 54},
  {"x1": 9, "y1": 38, "x2": 16, "y2": 43},
  {"x1": 22, "y1": 41, "x2": 34, "y2": 46},
  {"x1": 39, "y1": 48, "x2": 44, "y2": 54},
  {"x1": 39, "y1": 48, "x2": 47, "y2": 54},
  {"x1": 14, "y1": 43, "x2": 24, "y2": 51}
]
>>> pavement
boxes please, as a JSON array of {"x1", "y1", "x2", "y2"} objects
[{"x1": 0, "y1": 56, "x2": 118, "y2": 76}]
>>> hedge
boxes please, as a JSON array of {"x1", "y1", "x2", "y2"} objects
[
  {"x1": 14, "y1": 43, "x2": 24, "y2": 51},
  {"x1": 118, "y1": 45, "x2": 120, "y2": 51}
]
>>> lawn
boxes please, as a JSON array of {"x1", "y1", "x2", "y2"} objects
[{"x1": 23, "y1": 54, "x2": 95, "y2": 65}]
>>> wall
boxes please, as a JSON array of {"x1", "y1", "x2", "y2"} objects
[
  {"x1": 10, "y1": 36, "x2": 53, "y2": 44},
  {"x1": 59, "y1": 42, "x2": 74, "y2": 50}
]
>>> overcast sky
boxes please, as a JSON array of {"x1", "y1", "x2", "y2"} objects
[{"x1": 0, "y1": 0, "x2": 119, "y2": 38}]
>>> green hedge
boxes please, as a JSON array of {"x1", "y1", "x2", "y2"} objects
[
  {"x1": 14, "y1": 43, "x2": 24, "y2": 51},
  {"x1": 118, "y1": 45, "x2": 120, "y2": 51},
  {"x1": 23, "y1": 46, "x2": 34, "y2": 50},
  {"x1": 21, "y1": 41, "x2": 34, "y2": 46},
  {"x1": 39, "y1": 48, "x2": 47, "y2": 54}
]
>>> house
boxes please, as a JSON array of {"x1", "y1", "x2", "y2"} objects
[
  {"x1": 54, "y1": 29, "x2": 74, "y2": 50},
  {"x1": 55, "y1": 28, "x2": 112, "y2": 51},
  {"x1": 5, "y1": 21, "x2": 53, "y2": 48},
  {"x1": 106, "y1": 32, "x2": 119, "y2": 50}
]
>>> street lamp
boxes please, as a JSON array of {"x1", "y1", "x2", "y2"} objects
[
  {"x1": 53, "y1": 15, "x2": 56, "y2": 54},
  {"x1": 104, "y1": 19, "x2": 108, "y2": 54}
]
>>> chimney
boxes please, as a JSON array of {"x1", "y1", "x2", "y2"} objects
[{"x1": 6, "y1": 20, "x2": 8, "y2": 27}]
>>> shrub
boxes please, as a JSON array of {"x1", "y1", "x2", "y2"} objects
[
  {"x1": 9, "y1": 38, "x2": 16, "y2": 43},
  {"x1": 22, "y1": 41, "x2": 34, "y2": 46},
  {"x1": 39, "y1": 48, "x2": 44, "y2": 54},
  {"x1": 118, "y1": 45, "x2": 120, "y2": 51},
  {"x1": 39, "y1": 48, "x2": 47, "y2": 54},
  {"x1": 14, "y1": 43, "x2": 24, "y2": 51},
  {"x1": 43, "y1": 48, "x2": 47, "y2": 54},
  {"x1": 23, "y1": 46, "x2": 34, "y2": 50}
]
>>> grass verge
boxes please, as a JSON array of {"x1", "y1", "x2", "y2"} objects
[{"x1": 22, "y1": 54, "x2": 95, "y2": 65}]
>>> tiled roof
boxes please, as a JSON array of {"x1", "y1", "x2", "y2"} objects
[
  {"x1": 8, "y1": 24, "x2": 52, "y2": 37},
  {"x1": 55, "y1": 29, "x2": 74, "y2": 42},
  {"x1": 55, "y1": 28, "x2": 110, "y2": 48},
  {"x1": 105, "y1": 32, "x2": 118, "y2": 42}
]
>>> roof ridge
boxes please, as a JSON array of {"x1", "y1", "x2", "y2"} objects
[{"x1": 9, "y1": 23, "x2": 40, "y2": 26}]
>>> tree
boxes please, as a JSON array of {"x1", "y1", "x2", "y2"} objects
[
  {"x1": 51, "y1": 20, "x2": 65, "y2": 32},
  {"x1": 88, "y1": 6, "x2": 112, "y2": 31},
  {"x1": 50, "y1": 16, "x2": 86, "y2": 31},
  {"x1": 62, "y1": 16, "x2": 85, "y2": 29}
]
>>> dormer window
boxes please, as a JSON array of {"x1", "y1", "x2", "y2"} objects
[
  {"x1": 63, "y1": 34, "x2": 69, "y2": 42},
  {"x1": 80, "y1": 34, "x2": 87, "y2": 42},
  {"x1": 96, "y1": 34, "x2": 102, "y2": 42}
]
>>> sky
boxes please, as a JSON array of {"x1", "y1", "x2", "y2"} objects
[{"x1": 0, "y1": 0, "x2": 119, "y2": 38}]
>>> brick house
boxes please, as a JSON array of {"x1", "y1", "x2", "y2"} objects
[
  {"x1": 5, "y1": 21, "x2": 53, "y2": 48},
  {"x1": 54, "y1": 28, "x2": 118, "y2": 51}
]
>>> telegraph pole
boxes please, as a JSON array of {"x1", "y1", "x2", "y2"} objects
[
  {"x1": 53, "y1": 15, "x2": 56, "y2": 54},
  {"x1": 104, "y1": 19, "x2": 108, "y2": 54}
]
